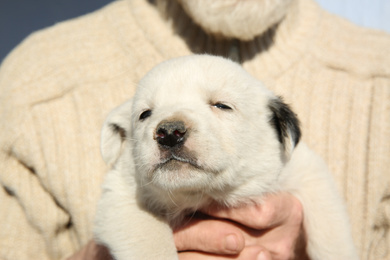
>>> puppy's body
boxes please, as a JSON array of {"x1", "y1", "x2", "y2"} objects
[{"x1": 94, "y1": 55, "x2": 357, "y2": 259}]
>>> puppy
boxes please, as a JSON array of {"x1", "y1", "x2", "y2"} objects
[{"x1": 94, "y1": 55, "x2": 357, "y2": 259}]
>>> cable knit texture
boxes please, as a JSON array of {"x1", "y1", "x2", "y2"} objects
[{"x1": 0, "y1": 0, "x2": 389, "y2": 259}]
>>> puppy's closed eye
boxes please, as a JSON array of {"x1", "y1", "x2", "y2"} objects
[{"x1": 212, "y1": 103, "x2": 233, "y2": 110}]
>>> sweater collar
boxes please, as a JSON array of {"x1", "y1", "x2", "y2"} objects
[{"x1": 127, "y1": 0, "x2": 323, "y2": 79}]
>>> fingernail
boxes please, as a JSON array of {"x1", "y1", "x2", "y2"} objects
[
  {"x1": 224, "y1": 234, "x2": 238, "y2": 251},
  {"x1": 257, "y1": 251, "x2": 267, "y2": 260}
]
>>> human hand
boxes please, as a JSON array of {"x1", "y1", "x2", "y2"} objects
[
  {"x1": 174, "y1": 192, "x2": 307, "y2": 260},
  {"x1": 67, "y1": 193, "x2": 305, "y2": 260}
]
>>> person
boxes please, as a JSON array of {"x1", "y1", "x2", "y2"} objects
[{"x1": 0, "y1": 0, "x2": 389, "y2": 259}]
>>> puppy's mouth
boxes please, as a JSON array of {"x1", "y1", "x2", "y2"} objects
[{"x1": 156, "y1": 150, "x2": 202, "y2": 172}]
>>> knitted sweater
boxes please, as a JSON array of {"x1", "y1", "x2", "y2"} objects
[{"x1": 0, "y1": 0, "x2": 389, "y2": 259}]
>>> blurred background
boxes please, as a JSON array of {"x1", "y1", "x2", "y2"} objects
[{"x1": 1, "y1": 0, "x2": 390, "y2": 63}]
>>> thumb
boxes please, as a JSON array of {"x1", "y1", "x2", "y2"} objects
[{"x1": 173, "y1": 218, "x2": 245, "y2": 255}]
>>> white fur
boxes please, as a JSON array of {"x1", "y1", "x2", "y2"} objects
[{"x1": 94, "y1": 55, "x2": 357, "y2": 259}]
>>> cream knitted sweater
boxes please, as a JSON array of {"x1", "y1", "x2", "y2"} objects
[{"x1": 0, "y1": 0, "x2": 389, "y2": 259}]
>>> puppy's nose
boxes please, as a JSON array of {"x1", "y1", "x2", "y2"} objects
[{"x1": 156, "y1": 120, "x2": 187, "y2": 148}]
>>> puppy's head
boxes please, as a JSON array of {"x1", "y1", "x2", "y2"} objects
[{"x1": 101, "y1": 55, "x2": 300, "y2": 200}]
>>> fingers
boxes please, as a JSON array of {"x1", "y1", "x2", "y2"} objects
[
  {"x1": 175, "y1": 193, "x2": 306, "y2": 259},
  {"x1": 178, "y1": 246, "x2": 272, "y2": 260},
  {"x1": 174, "y1": 218, "x2": 245, "y2": 255},
  {"x1": 205, "y1": 193, "x2": 303, "y2": 230}
]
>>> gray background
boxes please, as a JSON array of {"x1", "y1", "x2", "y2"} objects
[
  {"x1": 0, "y1": 0, "x2": 111, "y2": 62},
  {"x1": 1, "y1": 0, "x2": 390, "y2": 63}
]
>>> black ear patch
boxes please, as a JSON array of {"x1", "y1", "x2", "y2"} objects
[{"x1": 268, "y1": 97, "x2": 301, "y2": 149}]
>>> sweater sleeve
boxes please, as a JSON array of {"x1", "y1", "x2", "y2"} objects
[
  {"x1": 368, "y1": 186, "x2": 390, "y2": 260},
  {"x1": 0, "y1": 123, "x2": 77, "y2": 260},
  {"x1": 366, "y1": 77, "x2": 390, "y2": 259},
  {"x1": 0, "y1": 2, "x2": 137, "y2": 258},
  {"x1": 0, "y1": 150, "x2": 75, "y2": 260},
  {"x1": 0, "y1": 156, "x2": 50, "y2": 260},
  {"x1": 0, "y1": 32, "x2": 79, "y2": 260}
]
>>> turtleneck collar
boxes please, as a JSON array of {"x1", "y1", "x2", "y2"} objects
[{"x1": 127, "y1": 0, "x2": 323, "y2": 79}]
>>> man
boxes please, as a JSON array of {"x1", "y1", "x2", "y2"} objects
[{"x1": 0, "y1": 0, "x2": 389, "y2": 259}]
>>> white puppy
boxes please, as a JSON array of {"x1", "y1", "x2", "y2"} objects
[{"x1": 94, "y1": 55, "x2": 357, "y2": 259}]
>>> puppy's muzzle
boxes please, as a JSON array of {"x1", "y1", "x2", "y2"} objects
[{"x1": 156, "y1": 120, "x2": 187, "y2": 149}]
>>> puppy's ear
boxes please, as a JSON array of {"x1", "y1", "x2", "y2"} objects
[
  {"x1": 101, "y1": 99, "x2": 133, "y2": 166},
  {"x1": 268, "y1": 97, "x2": 301, "y2": 159}
]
